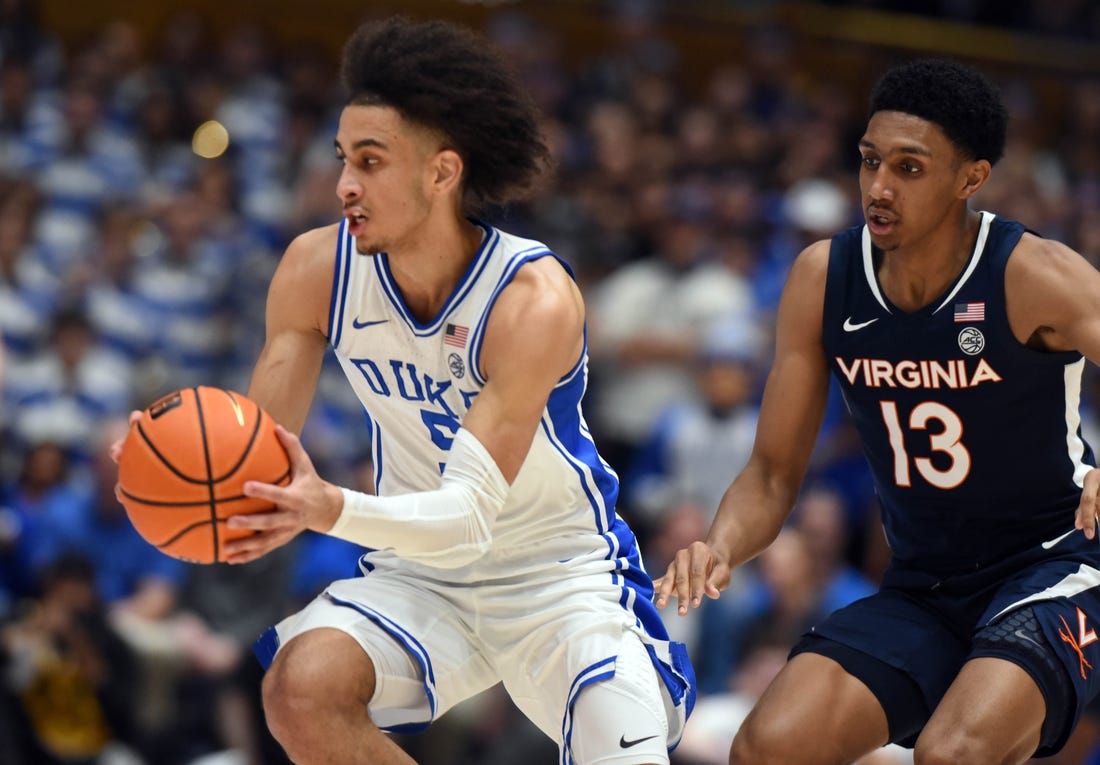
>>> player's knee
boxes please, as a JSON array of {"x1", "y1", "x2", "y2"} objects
[
  {"x1": 262, "y1": 647, "x2": 328, "y2": 752},
  {"x1": 912, "y1": 731, "x2": 979, "y2": 765},
  {"x1": 262, "y1": 630, "x2": 377, "y2": 752},
  {"x1": 569, "y1": 637, "x2": 671, "y2": 764},
  {"x1": 729, "y1": 715, "x2": 802, "y2": 765},
  {"x1": 913, "y1": 728, "x2": 1030, "y2": 765}
]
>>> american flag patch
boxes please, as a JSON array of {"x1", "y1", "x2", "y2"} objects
[
  {"x1": 954, "y1": 302, "x2": 985, "y2": 322},
  {"x1": 444, "y1": 323, "x2": 469, "y2": 348}
]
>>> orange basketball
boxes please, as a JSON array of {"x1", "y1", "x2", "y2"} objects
[{"x1": 117, "y1": 386, "x2": 291, "y2": 564}]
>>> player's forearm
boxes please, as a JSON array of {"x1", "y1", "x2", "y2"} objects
[
  {"x1": 327, "y1": 429, "x2": 508, "y2": 567},
  {"x1": 706, "y1": 461, "x2": 796, "y2": 569},
  {"x1": 247, "y1": 334, "x2": 326, "y2": 435}
]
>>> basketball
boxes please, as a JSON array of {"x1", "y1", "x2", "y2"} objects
[{"x1": 117, "y1": 386, "x2": 292, "y2": 564}]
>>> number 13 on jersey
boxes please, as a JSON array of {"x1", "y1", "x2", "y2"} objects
[{"x1": 880, "y1": 401, "x2": 971, "y2": 489}]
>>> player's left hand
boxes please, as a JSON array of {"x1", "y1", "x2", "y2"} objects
[
  {"x1": 1076, "y1": 467, "x2": 1100, "y2": 541},
  {"x1": 225, "y1": 425, "x2": 344, "y2": 564},
  {"x1": 652, "y1": 541, "x2": 729, "y2": 616},
  {"x1": 108, "y1": 410, "x2": 143, "y2": 463},
  {"x1": 110, "y1": 410, "x2": 144, "y2": 505}
]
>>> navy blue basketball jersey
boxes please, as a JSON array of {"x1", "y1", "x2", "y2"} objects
[{"x1": 822, "y1": 212, "x2": 1096, "y2": 575}]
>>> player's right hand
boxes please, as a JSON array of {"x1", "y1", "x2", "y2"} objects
[
  {"x1": 226, "y1": 425, "x2": 342, "y2": 564},
  {"x1": 653, "y1": 541, "x2": 730, "y2": 616}
]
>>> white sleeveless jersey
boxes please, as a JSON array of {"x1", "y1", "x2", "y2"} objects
[{"x1": 327, "y1": 220, "x2": 638, "y2": 585}]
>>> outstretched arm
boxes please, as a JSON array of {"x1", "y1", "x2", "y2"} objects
[{"x1": 655, "y1": 241, "x2": 832, "y2": 614}]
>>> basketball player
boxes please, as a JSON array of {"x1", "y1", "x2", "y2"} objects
[
  {"x1": 215, "y1": 16, "x2": 693, "y2": 765},
  {"x1": 655, "y1": 59, "x2": 1100, "y2": 764}
]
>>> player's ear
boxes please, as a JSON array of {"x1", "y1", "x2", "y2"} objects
[
  {"x1": 433, "y1": 148, "x2": 464, "y2": 196},
  {"x1": 958, "y1": 158, "x2": 991, "y2": 200}
]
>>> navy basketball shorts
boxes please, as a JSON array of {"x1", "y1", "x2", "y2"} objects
[{"x1": 791, "y1": 555, "x2": 1100, "y2": 757}]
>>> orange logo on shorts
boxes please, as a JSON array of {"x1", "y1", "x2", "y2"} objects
[{"x1": 1058, "y1": 608, "x2": 1097, "y2": 680}]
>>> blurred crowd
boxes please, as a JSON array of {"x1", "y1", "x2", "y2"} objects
[
  {"x1": 820, "y1": 0, "x2": 1100, "y2": 37},
  {"x1": 1, "y1": 0, "x2": 1100, "y2": 763}
]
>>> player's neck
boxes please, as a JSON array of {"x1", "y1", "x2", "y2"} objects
[
  {"x1": 385, "y1": 216, "x2": 485, "y2": 322},
  {"x1": 877, "y1": 209, "x2": 981, "y2": 313}
]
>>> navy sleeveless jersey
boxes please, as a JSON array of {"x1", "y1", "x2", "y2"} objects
[{"x1": 822, "y1": 212, "x2": 1095, "y2": 575}]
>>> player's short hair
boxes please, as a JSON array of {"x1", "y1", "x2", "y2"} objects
[
  {"x1": 340, "y1": 16, "x2": 550, "y2": 213},
  {"x1": 869, "y1": 59, "x2": 1008, "y2": 165}
]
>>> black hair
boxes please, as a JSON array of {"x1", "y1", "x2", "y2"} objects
[
  {"x1": 340, "y1": 16, "x2": 551, "y2": 213},
  {"x1": 50, "y1": 304, "x2": 91, "y2": 337},
  {"x1": 42, "y1": 551, "x2": 96, "y2": 587},
  {"x1": 869, "y1": 59, "x2": 1008, "y2": 165}
]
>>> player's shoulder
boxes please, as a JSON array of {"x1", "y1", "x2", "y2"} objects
[
  {"x1": 284, "y1": 222, "x2": 344, "y2": 264},
  {"x1": 1013, "y1": 228, "x2": 1078, "y2": 260},
  {"x1": 490, "y1": 224, "x2": 576, "y2": 304},
  {"x1": 789, "y1": 237, "x2": 833, "y2": 284},
  {"x1": 268, "y1": 223, "x2": 343, "y2": 319},
  {"x1": 773, "y1": 238, "x2": 831, "y2": 337},
  {"x1": 506, "y1": 258, "x2": 579, "y2": 319},
  {"x1": 503, "y1": 255, "x2": 580, "y2": 325},
  {"x1": 487, "y1": 227, "x2": 583, "y2": 341},
  {"x1": 490, "y1": 224, "x2": 554, "y2": 259},
  {"x1": 1006, "y1": 228, "x2": 1089, "y2": 289},
  {"x1": 271, "y1": 223, "x2": 343, "y2": 292}
]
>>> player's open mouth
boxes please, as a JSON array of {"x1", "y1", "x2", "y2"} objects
[
  {"x1": 345, "y1": 210, "x2": 368, "y2": 234},
  {"x1": 867, "y1": 209, "x2": 895, "y2": 234}
]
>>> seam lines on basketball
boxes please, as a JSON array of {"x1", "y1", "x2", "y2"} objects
[
  {"x1": 194, "y1": 387, "x2": 221, "y2": 561},
  {"x1": 119, "y1": 491, "x2": 251, "y2": 507},
  {"x1": 212, "y1": 390, "x2": 263, "y2": 482},
  {"x1": 159, "y1": 520, "x2": 217, "y2": 547},
  {"x1": 135, "y1": 421, "x2": 210, "y2": 484},
  {"x1": 117, "y1": 467, "x2": 291, "y2": 505}
]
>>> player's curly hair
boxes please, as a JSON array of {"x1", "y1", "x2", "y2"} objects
[
  {"x1": 340, "y1": 16, "x2": 551, "y2": 213},
  {"x1": 869, "y1": 59, "x2": 1008, "y2": 165}
]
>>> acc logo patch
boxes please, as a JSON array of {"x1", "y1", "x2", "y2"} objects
[
  {"x1": 957, "y1": 326, "x2": 985, "y2": 356},
  {"x1": 448, "y1": 352, "x2": 466, "y2": 379}
]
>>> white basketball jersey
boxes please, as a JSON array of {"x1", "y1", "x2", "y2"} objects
[{"x1": 327, "y1": 220, "x2": 636, "y2": 584}]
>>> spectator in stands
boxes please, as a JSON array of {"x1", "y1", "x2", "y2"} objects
[
  {"x1": 0, "y1": 183, "x2": 55, "y2": 362},
  {"x1": 10, "y1": 308, "x2": 132, "y2": 459},
  {"x1": 0, "y1": 553, "x2": 143, "y2": 765},
  {"x1": 587, "y1": 206, "x2": 754, "y2": 473},
  {"x1": 0, "y1": 441, "x2": 92, "y2": 594},
  {"x1": 789, "y1": 485, "x2": 876, "y2": 615},
  {"x1": 625, "y1": 316, "x2": 764, "y2": 526}
]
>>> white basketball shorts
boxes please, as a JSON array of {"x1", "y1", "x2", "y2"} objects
[{"x1": 260, "y1": 564, "x2": 692, "y2": 763}]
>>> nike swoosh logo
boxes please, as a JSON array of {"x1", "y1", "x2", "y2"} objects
[
  {"x1": 619, "y1": 734, "x2": 659, "y2": 749},
  {"x1": 1041, "y1": 528, "x2": 1075, "y2": 550},
  {"x1": 1014, "y1": 629, "x2": 1043, "y2": 649},
  {"x1": 843, "y1": 316, "x2": 879, "y2": 332},
  {"x1": 352, "y1": 317, "x2": 389, "y2": 329},
  {"x1": 225, "y1": 392, "x2": 245, "y2": 426}
]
